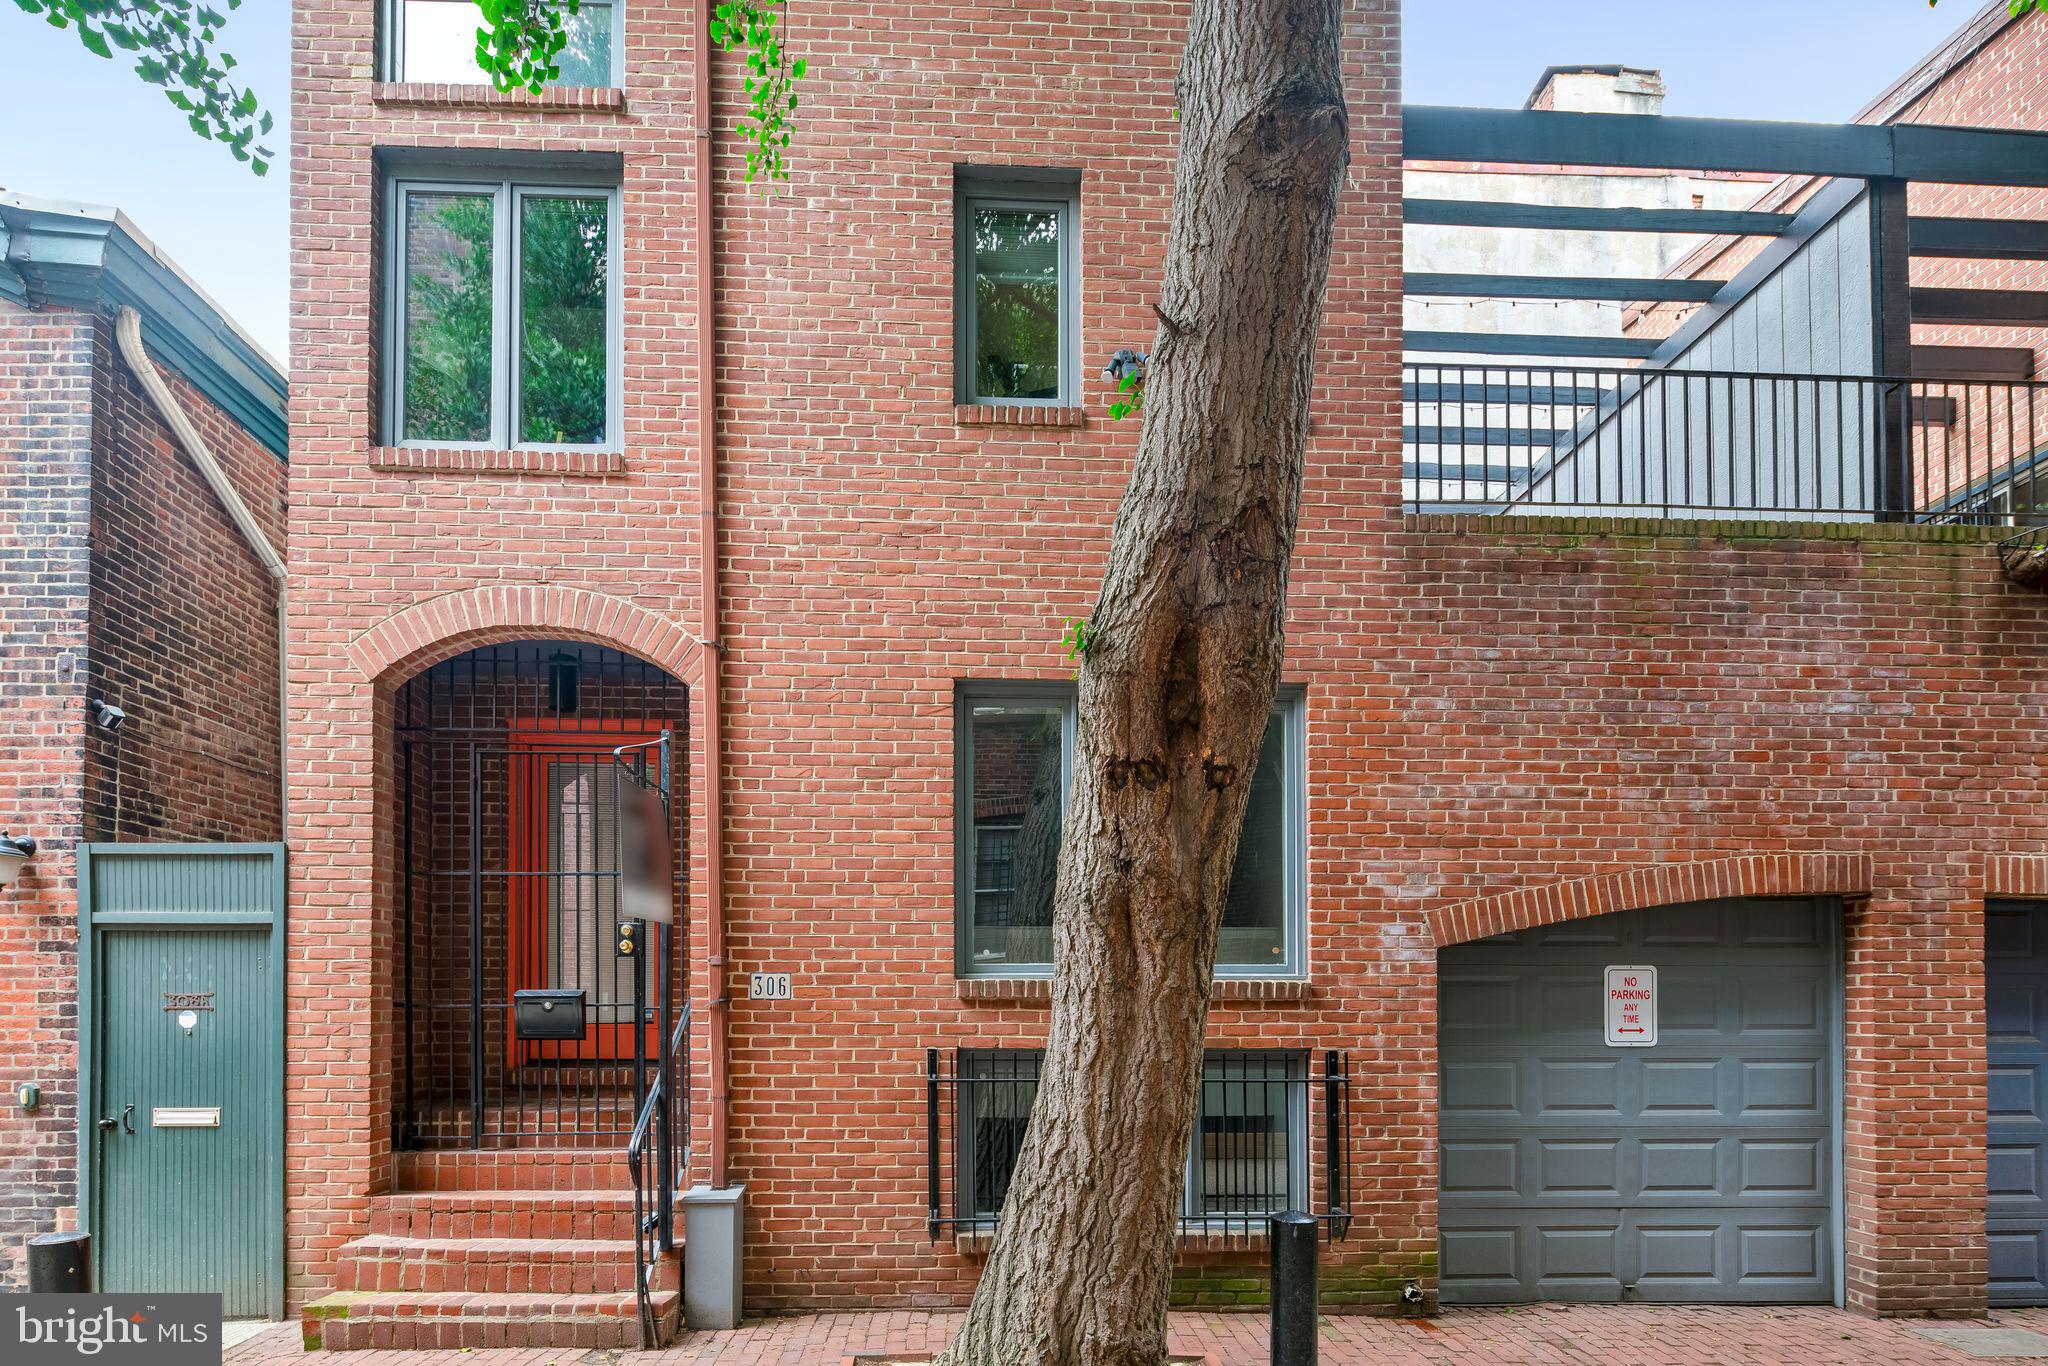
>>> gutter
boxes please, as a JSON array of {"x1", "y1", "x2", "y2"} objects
[
  {"x1": 113, "y1": 306, "x2": 289, "y2": 827},
  {"x1": 689, "y1": 0, "x2": 732, "y2": 1192}
]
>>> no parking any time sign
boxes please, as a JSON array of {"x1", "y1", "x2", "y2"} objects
[{"x1": 1604, "y1": 964, "x2": 1657, "y2": 1047}]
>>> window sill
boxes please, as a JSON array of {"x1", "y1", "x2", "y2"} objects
[
  {"x1": 954, "y1": 404, "x2": 1088, "y2": 430},
  {"x1": 372, "y1": 82, "x2": 627, "y2": 112},
  {"x1": 368, "y1": 446, "x2": 624, "y2": 478},
  {"x1": 957, "y1": 976, "x2": 1311, "y2": 1005}
]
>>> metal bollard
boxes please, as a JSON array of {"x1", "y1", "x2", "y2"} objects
[
  {"x1": 1269, "y1": 1210, "x2": 1317, "y2": 1366},
  {"x1": 27, "y1": 1231, "x2": 91, "y2": 1292}
]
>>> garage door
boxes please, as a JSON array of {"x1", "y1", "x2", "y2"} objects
[
  {"x1": 1989, "y1": 901, "x2": 2048, "y2": 1306},
  {"x1": 1438, "y1": 897, "x2": 1838, "y2": 1304}
]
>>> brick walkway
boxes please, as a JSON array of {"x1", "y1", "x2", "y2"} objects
[{"x1": 230, "y1": 1305, "x2": 2048, "y2": 1364}]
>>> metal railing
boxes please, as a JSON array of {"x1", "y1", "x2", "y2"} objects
[
  {"x1": 1403, "y1": 363, "x2": 2048, "y2": 522},
  {"x1": 924, "y1": 1048, "x2": 1352, "y2": 1243},
  {"x1": 627, "y1": 1003, "x2": 688, "y2": 1350}
]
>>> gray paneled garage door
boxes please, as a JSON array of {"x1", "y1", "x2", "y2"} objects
[
  {"x1": 1989, "y1": 901, "x2": 2048, "y2": 1306},
  {"x1": 1438, "y1": 898, "x2": 1838, "y2": 1304}
]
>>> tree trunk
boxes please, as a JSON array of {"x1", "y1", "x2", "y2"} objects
[{"x1": 935, "y1": 4, "x2": 1350, "y2": 1363}]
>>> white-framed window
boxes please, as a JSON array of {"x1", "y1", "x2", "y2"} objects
[
  {"x1": 383, "y1": 176, "x2": 621, "y2": 451},
  {"x1": 954, "y1": 172, "x2": 1080, "y2": 406},
  {"x1": 384, "y1": 0, "x2": 621, "y2": 88},
  {"x1": 954, "y1": 684, "x2": 1306, "y2": 977},
  {"x1": 956, "y1": 1050, "x2": 1307, "y2": 1228}
]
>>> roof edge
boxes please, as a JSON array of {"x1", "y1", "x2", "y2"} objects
[{"x1": 0, "y1": 191, "x2": 286, "y2": 460}]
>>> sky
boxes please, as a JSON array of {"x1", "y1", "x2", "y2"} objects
[{"x1": 0, "y1": 1, "x2": 1992, "y2": 362}]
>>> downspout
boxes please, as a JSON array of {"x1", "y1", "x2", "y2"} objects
[
  {"x1": 113, "y1": 307, "x2": 289, "y2": 827},
  {"x1": 689, "y1": 0, "x2": 731, "y2": 1191}
]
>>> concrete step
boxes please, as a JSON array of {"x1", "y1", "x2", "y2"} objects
[
  {"x1": 300, "y1": 1287, "x2": 677, "y2": 1351},
  {"x1": 333, "y1": 1234, "x2": 675, "y2": 1295},
  {"x1": 366, "y1": 1190, "x2": 641, "y2": 1242},
  {"x1": 398, "y1": 1148, "x2": 632, "y2": 1191}
]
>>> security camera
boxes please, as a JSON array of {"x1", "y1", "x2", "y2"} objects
[{"x1": 89, "y1": 699, "x2": 127, "y2": 732}]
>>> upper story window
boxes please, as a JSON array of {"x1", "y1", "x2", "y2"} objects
[
  {"x1": 955, "y1": 684, "x2": 1305, "y2": 977},
  {"x1": 383, "y1": 176, "x2": 620, "y2": 451},
  {"x1": 954, "y1": 172, "x2": 1080, "y2": 407},
  {"x1": 386, "y1": 0, "x2": 619, "y2": 88}
]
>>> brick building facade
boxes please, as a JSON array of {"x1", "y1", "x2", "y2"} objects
[
  {"x1": 0, "y1": 193, "x2": 287, "y2": 1286},
  {"x1": 282, "y1": 0, "x2": 2047, "y2": 1346}
]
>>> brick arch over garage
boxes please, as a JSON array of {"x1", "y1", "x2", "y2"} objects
[
  {"x1": 345, "y1": 584, "x2": 704, "y2": 686},
  {"x1": 1427, "y1": 853, "x2": 1875, "y2": 948}
]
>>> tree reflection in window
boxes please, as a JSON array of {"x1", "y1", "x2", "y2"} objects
[{"x1": 972, "y1": 205, "x2": 1062, "y2": 401}]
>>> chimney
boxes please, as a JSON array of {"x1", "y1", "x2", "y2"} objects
[{"x1": 1526, "y1": 66, "x2": 1666, "y2": 116}]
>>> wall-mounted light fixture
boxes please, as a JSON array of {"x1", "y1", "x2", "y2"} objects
[
  {"x1": 89, "y1": 698, "x2": 127, "y2": 731},
  {"x1": 0, "y1": 833, "x2": 37, "y2": 888}
]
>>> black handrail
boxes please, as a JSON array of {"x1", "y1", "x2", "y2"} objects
[{"x1": 627, "y1": 1000, "x2": 689, "y2": 1348}]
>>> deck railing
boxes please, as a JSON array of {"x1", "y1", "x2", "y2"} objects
[{"x1": 1403, "y1": 363, "x2": 2048, "y2": 523}]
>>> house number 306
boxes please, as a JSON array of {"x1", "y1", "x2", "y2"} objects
[{"x1": 748, "y1": 973, "x2": 793, "y2": 1001}]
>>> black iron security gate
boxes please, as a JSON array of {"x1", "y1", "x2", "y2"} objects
[{"x1": 392, "y1": 644, "x2": 686, "y2": 1152}]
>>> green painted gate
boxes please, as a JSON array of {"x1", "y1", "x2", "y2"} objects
[{"x1": 80, "y1": 844, "x2": 285, "y2": 1319}]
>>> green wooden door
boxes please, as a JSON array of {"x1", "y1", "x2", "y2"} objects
[{"x1": 83, "y1": 845, "x2": 284, "y2": 1319}]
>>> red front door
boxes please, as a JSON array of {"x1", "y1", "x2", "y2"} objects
[{"x1": 507, "y1": 725, "x2": 667, "y2": 1062}]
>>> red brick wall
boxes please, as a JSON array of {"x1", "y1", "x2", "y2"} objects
[
  {"x1": 286, "y1": 0, "x2": 2036, "y2": 1324},
  {"x1": 84, "y1": 324, "x2": 285, "y2": 844},
  {"x1": 0, "y1": 303, "x2": 96, "y2": 1287}
]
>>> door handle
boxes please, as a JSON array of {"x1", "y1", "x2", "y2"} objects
[{"x1": 99, "y1": 1103, "x2": 136, "y2": 1135}]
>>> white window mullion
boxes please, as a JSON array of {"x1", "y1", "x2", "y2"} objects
[{"x1": 491, "y1": 181, "x2": 514, "y2": 451}]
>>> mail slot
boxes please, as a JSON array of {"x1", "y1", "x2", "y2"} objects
[
  {"x1": 152, "y1": 1107, "x2": 220, "y2": 1128},
  {"x1": 512, "y1": 988, "x2": 587, "y2": 1041}
]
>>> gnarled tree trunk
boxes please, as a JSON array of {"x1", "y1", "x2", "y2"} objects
[{"x1": 936, "y1": 3, "x2": 1349, "y2": 1363}]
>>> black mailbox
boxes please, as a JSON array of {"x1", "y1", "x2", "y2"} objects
[{"x1": 512, "y1": 988, "x2": 587, "y2": 1041}]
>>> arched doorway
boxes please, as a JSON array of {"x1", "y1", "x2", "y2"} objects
[{"x1": 389, "y1": 641, "x2": 686, "y2": 1150}]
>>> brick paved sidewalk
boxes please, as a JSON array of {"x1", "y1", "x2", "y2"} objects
[{"x1": 229, "y1": 1305, "x2": 2048, "y2": 1365}]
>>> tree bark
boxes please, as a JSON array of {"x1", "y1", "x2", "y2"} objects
[{"x1": 936, "y1": 4, "x2": 1349, "y2": 1363}]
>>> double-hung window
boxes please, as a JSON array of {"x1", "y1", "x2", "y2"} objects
[
  {"x1": 954, "y1": 173, "x2": 1080, "y2": 406},
  {"x1": 384, "y1": 177, "x2": 620, "y2": 451},
  {"x1": 386, "y1": 0, "x2": 620, "y2": 87},
  {"x1": 955, "y1": 685, "x2": 1305, "y2": 977},
  {"x1": 954, "y1": 1050, "x2": 1308, "y2": 1229}
]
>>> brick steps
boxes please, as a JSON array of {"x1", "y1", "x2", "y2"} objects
[
  {"x1": 399, "y1": 1148, "x2": 630, "y2": 1191},
  {"x1": 301, "y1": 1288, "x2": 676, "y2": 1351},
  {"x1": 305, "y1": 1187, "x2": 680, "y2": 1351},
  {"x1": 367, "y1": 1190, "x2": 641, "y2": 1241},
  {"x1": 334, "y1": 1234, "x2": 672, "y2": 1295}
]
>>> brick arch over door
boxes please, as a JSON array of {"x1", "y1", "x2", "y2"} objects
[
  {"x1": 345, "y1": 584, "x2": 704, "y2": 687},
  {"x1": 1427, "y1": 852, "x2": 1875, "y2": 948}
]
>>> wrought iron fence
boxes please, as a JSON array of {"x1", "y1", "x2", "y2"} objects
[
  {"x1": 1403, "y1": 363, "x2": 2048, "y2": 522},
  {"x1": 924, "y1": 1048, "x2": 1352, "y2": 1242}
]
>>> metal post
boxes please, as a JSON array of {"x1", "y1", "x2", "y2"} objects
[
  {"x1": 656, "y1": 732, "x2": 675, "y2": 1252},
  {"x1": 926, "y1": 1049, "x2": 942, "y2": 1240},
  {"x1": 1270, "y1": 1211, "x2": 1318, "y2": 1366},
  {"x1": 27, "y1": 1232, "x2": 90, "y2": 1292},
  {"x1": 466, "y1": 741, "x2": 484, "y2": 1149}
]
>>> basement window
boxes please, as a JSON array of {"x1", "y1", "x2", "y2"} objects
[
  {"x1": 953, "y1": 684, "x2": 1305, "y2": 977},
  {"x1": 952, "y1": 1050, "x2": 1308, "y2": 1229},
  {"x1": 386, "y1": 0, "x2": 619, "y2": 88},
  {"x1": 954, "y1": 172, "x2": 1081, "y2": 406},
  {"x1": 383, "y1": 177, "x2": 620, "y2": 451}
]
